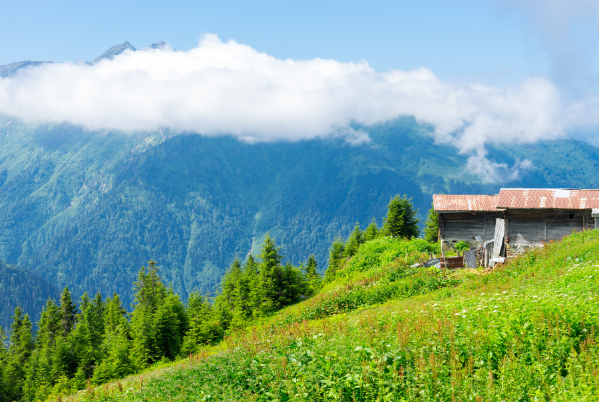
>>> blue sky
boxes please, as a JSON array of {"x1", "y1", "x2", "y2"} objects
[{"x1": 1, "y1": 0, "x2": 545, "y2": 85}]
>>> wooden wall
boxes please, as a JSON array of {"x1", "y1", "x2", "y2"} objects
[
  {"x1": 440, "y1": 210, "x2": 594, "y2": 248},
  {"x1": 441, "y1": 212, "x2": 500, "y2": 246},
  {"x1": 507, "y1": 210, "x2": 592, "y2": 245}
]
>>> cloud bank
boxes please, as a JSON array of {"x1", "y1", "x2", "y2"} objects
[
  {"x1": 500, "y1": 0, "x2": 599, "y2": 93},
  {"x1": 0, "y1": 34, "x2": 595, "y2": 181}
]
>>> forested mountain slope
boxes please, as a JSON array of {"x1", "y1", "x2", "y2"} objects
[
  {"x1": 2, "y1": 113, "x2": 599, "y2": 307},
  {"x1": 0, "y1": 259, "x2": 59, "y2": 330}
]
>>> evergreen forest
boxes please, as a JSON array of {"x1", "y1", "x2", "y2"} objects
[{"x1": 0, "y1": 195, "x2": 425, "y2": 401}]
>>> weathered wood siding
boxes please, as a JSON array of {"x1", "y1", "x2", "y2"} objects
[
  {"x1": 441, "y1": 212, "x2": 500, "y2": 244},
  {"x1": 441, "y1": 210, "x2": 593, "y2": 248},
  {"x1": 507, "y1": 210, "x2": 591, "y2": 245}
]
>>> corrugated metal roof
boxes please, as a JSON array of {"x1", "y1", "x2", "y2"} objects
[
  {"x1": 433, "y1": 194, "x2": 499, "y2": 212},
  {"x1": 496, "y1": 188, "x2": 599, "y2": 210}
]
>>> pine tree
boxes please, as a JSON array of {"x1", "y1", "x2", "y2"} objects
[
  {"x1": 303, "y1": 255, "x2": 321, "y2": 295},
  {"x1": 324, "y1": 238, "x2": 345, "y2": 283},
  {"x1": 424, "y1": 203, "x2": 439, "y2": 243},
  {"x1": 58, "y1": 286, "x2": 78, "y2": 337},
  {"x1": 130, "y1": 261, "x2": 165, "y2": 369},
  {"x1": 382, "y1": 195, "x2": 420, "y2": 238},
  {"x1": 93, "y1": 294, "x2": 133, "y2": 385},
  {"x1": 130, "y1": 260, "x2": 185, "y2": 368},
  {"x1": 363, "y1": 218, "x2": 379, "y2": 241},
  {"x1": 5, "y1": 307, "x2": 34, "y2": 401},
  {"x1": 280, "y1": 262, "x2": 303, "y2": 306},
  {"x1": 257, "y1": 234, "x2": 283, "y2": 315},
  {"x1": 214, "y1": 258, "x2": 242, "y2": 329},
  {"x1": 0, "y1": 321, "x2": 7, "y2": 401},
  {"x1": 153, "y1": 288, "x2": 188, "y2": 361},
  {"x1": 22, "y1": 298, "x2": 61, "y2": 401},
  {"x1": 245, "y1": 255, "x2": 263, "y2": 317},
  {"x1": 71, "y1": 292, "x2": 105, "y2": 386},
  {"x1": 344, "y1": 223, "x2": 364, "y2": 258},
  {"x1": 181, "y1": 292, "x2": 220, "y2": 355}
]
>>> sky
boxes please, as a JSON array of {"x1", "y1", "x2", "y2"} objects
[
  {"x1": 0, "y1": 0, "x2": 543, "y2": 85},
  {"x1": 1, "y1": 0, "x2": 599, "y2": 182}
]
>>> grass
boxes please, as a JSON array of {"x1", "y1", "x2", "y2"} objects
[{"x1": 71, "y1": 230, "x2": 599, "y2": 401}]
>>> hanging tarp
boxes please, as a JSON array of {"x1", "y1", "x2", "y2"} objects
[{"x1": 492, "y1": 218, "x2": 505, "y2": 260}]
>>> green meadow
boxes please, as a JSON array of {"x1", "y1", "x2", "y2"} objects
[{"x1": 77, "y1": 229, "x2": 599, "y2": 401}]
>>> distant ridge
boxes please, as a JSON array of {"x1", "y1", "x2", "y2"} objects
[
  {"x1": 0, "y1": 41, "x2": 171, "y2": 75},
  {"x1": 0, "y1": 60, "x2": 54, "y2": 78},
  {"x1": 90, "y1": 41, "x2": 136, "y2": 64},
  {"x1": 148, "y1": 41, "x2": 168, "y2": 50}
]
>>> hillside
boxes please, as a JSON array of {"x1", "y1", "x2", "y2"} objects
[
  {"x1": 77, "y1": 229, "x2": 599, "y2": 401},
  {"x1": 3, "y1": 111, "x2": 599, "y2": 308},
  {"x1": 0, "y1": 259, "x2": 59, "y2": 330}
]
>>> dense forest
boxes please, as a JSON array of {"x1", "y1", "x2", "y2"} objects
[
  {"x1": 3, "y1": 113, "x2": 599, "y2": 317},
  {"x1": 0, "y1": 261, "x2": 59, "y2": 331},
  {"x1": 0, "y1": 195, "x2": 428, "y2": 402}
]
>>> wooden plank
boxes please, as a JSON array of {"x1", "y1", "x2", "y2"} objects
[
  {"x1": 464, "y1": 250, "x2": 476, "y2": 268},
  {"x1": 441, "y1": 256, "x2": 464, "y2": 269}
]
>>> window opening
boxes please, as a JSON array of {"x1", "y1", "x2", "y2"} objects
[{"x1": 569, "y1": 214, "x2": 574, "y2": 220}]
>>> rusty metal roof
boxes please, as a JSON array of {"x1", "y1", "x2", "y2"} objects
[
  {"x1": 433, "y1": 194, "x2": 499, "y2": 212},
  {"x1": 496, "y1": 188, "x2": 599, "y2": 210}
]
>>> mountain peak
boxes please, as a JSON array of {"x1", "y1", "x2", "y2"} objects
[
  {"x1": 91, "y1": 41, "x2": 136, "y2": 64},
  {"x1": 0, "y1": 61, "x2": 54, "y2": 78},
  {"x1": 149, "y1": 41, "x2": 167, "y2": 50}
]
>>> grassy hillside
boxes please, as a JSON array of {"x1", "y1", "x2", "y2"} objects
[{"x1": 75, "y1": 229, "x2": 599, "y2": 401}]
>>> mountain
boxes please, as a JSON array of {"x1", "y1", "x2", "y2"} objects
[
  {"x1": 2, "y1": 113, "x2": 599, "y2": 310},
  {"x1": 0, "y1": 258, "x2": 59, "y2": 330},
  {"x1": 2, "y1": 42, "x2": 599, "y2": 311},
  {"x1": 0, "y1": 60, "x2": 53, "y2": 78},
  {"x1": 90, "y1": 41, "x2": 136, "y2": 64}
]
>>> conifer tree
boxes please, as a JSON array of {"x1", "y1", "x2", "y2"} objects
[
  {"x1": 280, "y1": 262, "x2": 303, "y2": 306},
  {"x1": 303, "y1": 255, "x2": 321, "y2": 295},
  {"x1": 231, "y1": 258, "x2": 252, "y2": 327},
  {"x1": 245, "y1": 255, "x2": 263, "y2": 317},
  {"x1": 0, "y1": 321, "x2": 7, "y2": 401},
  {"x1": 130, "y1": 260, "x2": 165, "y2": 369},
  {"x1": 181, "y1": 292, "x2": 220, "y2": 355},
  {"x1": 324, "y1": 238, "x2": 345, "y2": 283},
  {"x1": 382, "y1": 195, "x2": 420, "y2": 239},
  {"x1": 363, "y1": 218, "x2": 379, "y2": 241},
  {"x1": 130, "y1": 260, "x2": 186, "y2": 368},
  {"x1": 22, "y1": 298, "x2": 61, "y2": 401},
  {"x1": 214, "y1": 258, "x2": 242, "y2": 329},
  {"x1": 257, "y1": 234, "x2": 283, "y2": 315},
  {"x1": 71, "y1": 292, "x2": 105, "y2": 385},
  {"x1": 153, "y1": 288, "x2": 188, "y2": 361},
  {"x1": 58, "y1": 286, "x2": 78, "y2": 337},
  {"x1": 93, "y1": 294, "x2": 132, "y2": 384},
  {"x1": 344, "y1": 223, "x2": 364, "y2": 258},
  {"x1": 424, "y1": 203, "x2": 439, "y2": 243},
  {"x1": 5, "y1": 307, "x2": 34, "y2": 401}
]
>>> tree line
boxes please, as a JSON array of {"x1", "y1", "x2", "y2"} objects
[{"x1": 0, "y1": 195, "x2": 439, "y2": 401}]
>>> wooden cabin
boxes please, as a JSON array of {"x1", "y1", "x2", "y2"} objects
[{"x1": 434, "y1": 189, "x2": 599, "y2": 259}]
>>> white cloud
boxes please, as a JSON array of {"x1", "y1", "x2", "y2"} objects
[
  {"x1": 499, "y1": 0, "x2": 599, "y2": 92},
  {"x1": 466, "y1": 149, "x2": 533, "y2": 183},
  {"x1": 0, "y1": 34, "x2": 595, "y2": 181}
]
